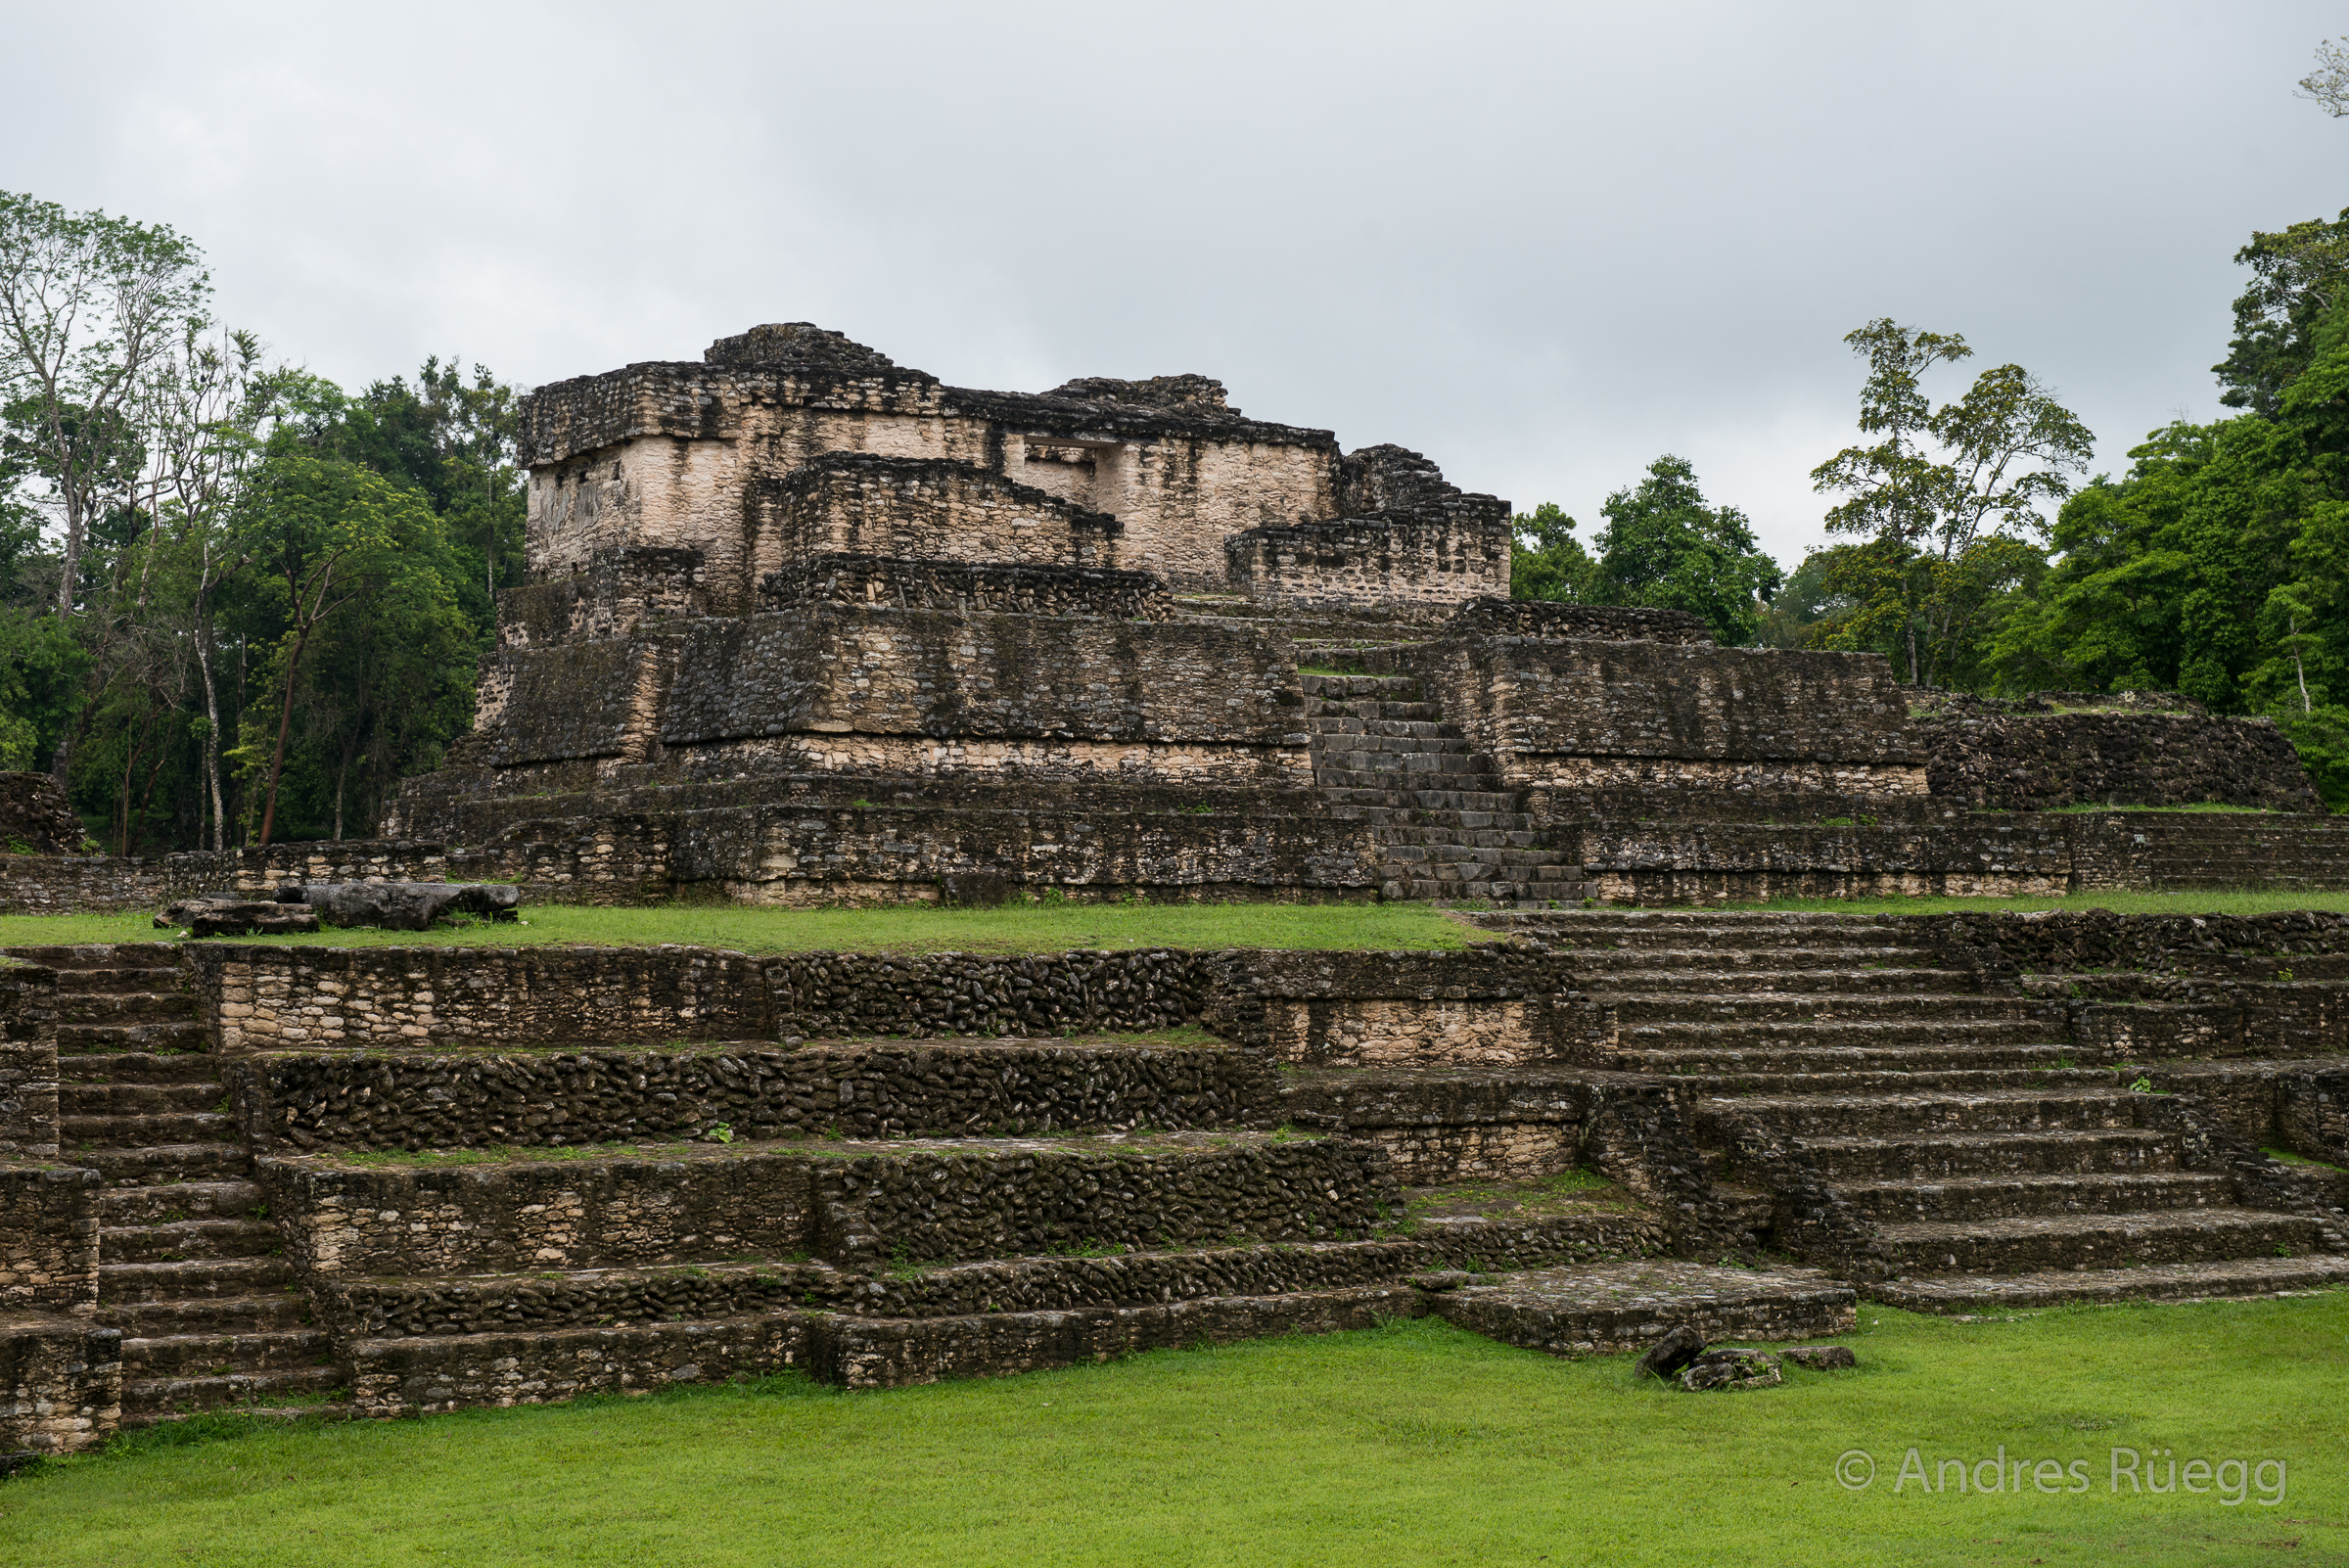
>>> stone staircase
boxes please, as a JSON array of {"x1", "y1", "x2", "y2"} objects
[
  {"x1": 22, "y1": 943, "x2": 339, "y2": 1423},
  {"x1": 2106, "y1": 811, "x2": 2349, "y2": 890},
  {"x1": 1474, "y1": 910, "x2": 2349, "y2": 1311},
  {"x1": 1300, "y1": 663, "x2": 1595, "y2": 906}
]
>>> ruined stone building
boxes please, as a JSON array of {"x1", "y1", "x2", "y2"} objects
[{"x1": 6, "y1": 326, "x2": 2349, "y2": 1454}]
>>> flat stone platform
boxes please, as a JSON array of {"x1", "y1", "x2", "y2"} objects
[{"x1": 1423, "y1": 1260, "x2": 1857, "y2": 1358}]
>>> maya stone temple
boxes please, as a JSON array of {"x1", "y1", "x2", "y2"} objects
[{"x1": 4, "y1": 324, "x2": 2348, "y2": 1452}]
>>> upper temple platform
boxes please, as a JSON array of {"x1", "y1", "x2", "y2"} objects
[{"x1": 515, "y1": 322, "x2": 1511, "y2": 608}]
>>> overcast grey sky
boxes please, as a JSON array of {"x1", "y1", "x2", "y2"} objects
[{"x1": 7, "y1": 1, "x2": 2343, "y2": 566}]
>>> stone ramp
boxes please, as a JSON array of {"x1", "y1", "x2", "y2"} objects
[{"x1": 1422, "y1": 1260, "x2": 1857, "y2": 1358}]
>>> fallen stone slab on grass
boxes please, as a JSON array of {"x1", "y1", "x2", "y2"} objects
[
  {"x1": 1424, "y1": 1259, "x2": 1858, "y2": 1360},
  {"x1": 1681, "y1": 1348, "x2": 1781, "y2": 1392},
  {"x1": 290, "y1": 880, "x2": 522, "y2": 931},
  {"x1": 158, "y1": 897, "x2": 320, "y2": 937},
  {"x1": 1781, "y1": 1344, "x2": 1857, "y2": 1370}
]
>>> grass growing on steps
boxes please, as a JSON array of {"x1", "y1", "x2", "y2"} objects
[
  {"x1": 3, "y1": 1296, "x2": 2341, "y2": 1567},
  {"x1": 0, "y1": 900, "x2": 1477, "y2": 956}
]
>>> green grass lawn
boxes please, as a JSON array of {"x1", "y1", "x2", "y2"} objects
[
  {"x1": 0, "y1": 900, "x2": 1478, "y2": 956},
  {"x1": 5, "y1": 1296, "x2": 2342, "y2": 1567},
  {"x1": 6, "y1": 888, "x2": 2349, "y2": 956}
]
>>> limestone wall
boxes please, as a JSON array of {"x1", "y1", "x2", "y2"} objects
[
  {"x1": 751, "y1": 456, "x2": 1123, "y2": 584},
  {"x1": 1912, "y1": 693, "x2": 2324, "y2": 812},
  {"x1": 223, "y1": 1039, "x2": 1276, "y2": 1151},
  {"x1": 1424, "y1": 636, "x2": 1920, "y2": 792},
  {"x1": 0, "y1": 855, "x2": 165, "y2": 915},
  {"x1": 0, "y1": 1313, "x2": 118, "y2": 1454},
  {"x1": 187, "y1": 945, "x2": 775, "y2": 1053},
  {"x1": 1223, "y1": 514, "x2": 1509, "y2": 610},
  {"x1": 0, "y1": 960, "x2": 55, "y2": 1159},
  {"x1": 0, "y1": 1167, "x2": 95, "y2": 1312}
]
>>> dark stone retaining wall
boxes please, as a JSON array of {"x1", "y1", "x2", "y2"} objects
[
  {"x1": 2279, "y1": 1064, "x2": 2349, "y2": 1165},
  {"x1": 0, "y1": 1166, "x2": 97, "y2": 1312},
  {"x1": 223, "y1": 1040, "x2": 1278, "y2": 1152},
  {"x1": 1421, "y1": 636, "x2": 1918, "y2": 790},
  {"x1": 1912, "y1": 694, "x2": 2323, "y2": 812},
  {"x1": 314, "y1": 1218, "x2": 1656, "y2": 1341},
  {"x1": 263, "y1": 1134, "x2": 1391, "y2": 1275},
  {"x1": 759, "y1": 454, "x2": 1124, "y2": 576}
]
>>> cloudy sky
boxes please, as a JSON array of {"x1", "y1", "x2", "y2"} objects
[{"x1": 8, "y1": 2, "x2": 2343, "y2": 567}]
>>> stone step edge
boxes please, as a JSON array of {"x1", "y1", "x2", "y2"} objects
[{"x1": 1871, "y1": 1254, "x2": 2349, "y2": 1314}]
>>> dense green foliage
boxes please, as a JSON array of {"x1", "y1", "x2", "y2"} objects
[
  {"x1": 3, "y1": 1300, "x2": 2340, "y2": 1566},
  {"x1": 1510, "y1": 457, "x2": 1782, "y2": 644},
  {"x1": 0, "y1": 192, "x2": 522, "y2": 852}
]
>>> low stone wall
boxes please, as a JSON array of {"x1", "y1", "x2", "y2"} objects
[
  {"x1": 0, "y1": 1313, "x2": 120, "y2": 1453},
  {"x1": 264, "y1": 1133, "x2": 1391, "y2": 1275},
  {"x1": 0, "y1": 855, "x2": 164, "y2": 915},
  {"x1": 1913, "y1": 694, "x2": 2323, "y2": 812},
  {"x1": 259, "y1": 1148, "x2": 814, "y2": 1277},
  {"x1": 224, "y1": 1039, "x2": 1278, "y2": 1151},
  {"x1": 761, "y1": 555, "x2": 1171, "y2": 621},
  {"x1": 0, "y1": 1165, "x2": 97, "y2": 1312},
  {"x1": 350, "y1": 1315, "x2": 812, "y2": 1416},
  {"x1": 1421, "y1": 635, "x2": 1918, "y2": 791},
  {"x1": 815, "y1": 1134, "x2": 1393, "y2": 1264},
  {"x1": 1222, "y1": 514, "x2": 1509, "y2": 611},
  {"x1": 164, "y1": 842, "x2": 451, "y2": 899},
  {"x1": 188, "y1": 944, "x2": 775, "y2": 1052},
  {"x1": 772, "y1": 948, "x2": 1214, "y2": 1040}
]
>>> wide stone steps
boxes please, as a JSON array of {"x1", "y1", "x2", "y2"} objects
[
  {"x1": 1390, "y1": 879, "x2": 1595, "y2": 905},
  {"x1": 1875, "y1": 1208, "x2": 2324, "y2": 1274},
  {"x1": 57, "y1": 1020, "x2": 208, "y2": 1051},
  {"x1": 58, "y1": 991, "x2": 194, "y2": 1022},
  {"x1": 1617, "y1": 1018, "x2": 2061, "y2": 1053},
  {"x1": 1873, "y1": 1254, "x2": 2349, "y2": 1313},
  {"x1": 102, "y1": 1256, "x2": 297, "y2": 1303},
  {"x1": 101, "y1": 1218, "x2": 282, "y2": 1264},
  {"x1": 61, "y1": 1050, "x2": 221, "y2": 1084},
  {"x1": 101, "y1": 1292, "x2": 311, "y2": 1337},
  {"x1": 1319, "y1": 786, "x2": 1524, "y2": 811},
  {"x1": 1595, "y1": 968, "x2": 1980, "y2": 997},
  {"x1": 120, "y1": 1366, "x2": 345, "y2": 1423},
  {"x1": 1474, "y1": 913, "x2": 1903, "y2": 947},
  {"x1": 1565, "y1": 945, "x2": 1948, "y2": 971},
  {"x1": 1615, "y1": 1038, "x2": 2076, "y2": 1075},
  {"x1": 1834, "y1": 1172, "x2": 2237, "y2": 1224},
  {"x1": 1794, "y1": 1129, "x2": 2183, "y2": 1180},
  {"x1": 1660, "y1": 1066, "x2": 2111, "y2": 1097},
  {"x1": 63, "y1": 1110, "x2": 234, "y2": 1145},
  {"x1": 1611, "y1": 992, "x2": 2029, "y2": 1025},
  {"x1": 100, "y1": 1179, "x2": 264, "y2": 1222},
  {"x1": 121, "y1": 1328, "x2": 334, "y2": 1379},
  {"x1": 1696, "y1": 1086, "x2": 2143, "y2": 1139},
  {"x1": 62, "y1": 1081, "x2": 220, "y2": 1115},
  {"x1": 78, "y1": 1143, "x2": 249, "y2": 1185}
]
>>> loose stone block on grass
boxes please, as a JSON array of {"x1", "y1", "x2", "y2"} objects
[{"x1": 1423, "y1": 1260, "x2": 1856, "y2": 1359}]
